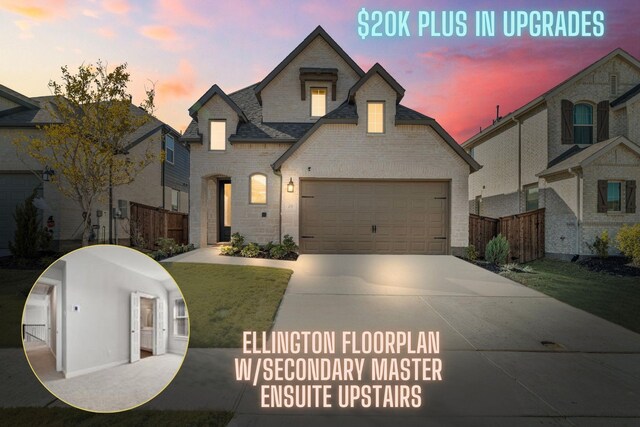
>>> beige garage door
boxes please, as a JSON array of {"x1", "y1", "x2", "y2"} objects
[{"x1": 300, "y1": 180, "x2": 449, "y2": 254}]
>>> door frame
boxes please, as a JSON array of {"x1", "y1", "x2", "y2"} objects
[
  {"x1": 218, "y1": 178, "x2": 232, "y2": 242},
  {"x1": 130, "y1": 291, "x2": 163, "y2": 363}
]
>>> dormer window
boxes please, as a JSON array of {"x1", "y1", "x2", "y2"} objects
[
  {"x1": 367, "y1": 101, "x2": 385, "y2": 134},
  {"x1": 311, "y1": 88, "x2": 327, "y2": 117}
]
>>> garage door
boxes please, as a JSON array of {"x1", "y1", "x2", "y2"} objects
[
  {"x1": 300, "y1": 180, "x2": 449, "y2": 254},
  {"x1": 0, "y1": 173, "x2": 41, "y2": 251}
]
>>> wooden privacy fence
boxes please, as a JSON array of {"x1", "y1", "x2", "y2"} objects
[
  {"x1": 470, "y1": 208, "x2": 545, "y2": 263},
  {"x1": 130, "y1": 202, "x2": 189, "y2": 250}
]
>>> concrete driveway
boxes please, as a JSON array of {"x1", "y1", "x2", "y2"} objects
[{"x1": 230, "y1": 255, "x2": 640, "y2": 426}]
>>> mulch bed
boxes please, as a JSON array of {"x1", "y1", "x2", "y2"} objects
[
  {"x1": 577, "y1": 256, "x2": 640, "y2": 277},
  {"x1": 221, "y1": 252, "x2": 298, "y2": 261}
]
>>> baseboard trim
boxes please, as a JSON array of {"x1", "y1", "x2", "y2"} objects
[{"x1": 64, "y1": 358, "x2": 129, "y2": 379}]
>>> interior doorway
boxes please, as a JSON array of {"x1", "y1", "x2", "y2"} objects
[
  {"x1": 130, "y1": 292, "x2": 166, "y2": 363},
  {"x1": 218, "y1": 179, "x2": 232, "y2": 242}
]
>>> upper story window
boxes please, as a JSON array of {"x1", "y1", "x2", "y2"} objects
[
  {"x1": 165, "y1": 135, "x2": 175, "y2": 164},
  {"x1": 250, "y1": 173, "x2": 267, "y2": 204},
  {"x1": 573, "y1": 103, "x2": 593, "y2": 145},
  {"x1": 209, "y1": 120, "x2": 226, "y2": 151},
  {"x1": 310, "y1": 88, "x2": 327, "y2": 117},
  {"x1": 610, "y1": 74, "x2": 618, "y2": 96},
  {"x1": 367, "y1": 101, "x2": 384, "y2": 134}
]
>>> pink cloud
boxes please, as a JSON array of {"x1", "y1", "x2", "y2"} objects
[
  {"x1": 157, "y1": 59, "x2": 197, "y2": 99},
  {"x1": 155, "y1": 0, "x2": 207, "y2": 26},
  {"x1": 407, "y1": 39, "x2": 634, "y2": 143},
  {"x1": 102, "y1": 0, "x2": 130, "y2": 15},
  {"x1": 140, "y1": 25, "x2": 178, "y2": 41},
  {"x1": 0, "y1": 0, "x2": 66, "y2": 20},
  {"x1": 95, "y1": 26, "x2": 116, "y2": 39}
]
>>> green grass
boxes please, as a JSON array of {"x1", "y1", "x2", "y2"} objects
[
  {"x1": 0, "y1": 408, "x2": 233, "y2": 426},
  {"x1": 0, "y1": 269, "x2": 43, "y2": 347},
  {"x1": 502, "y1": 258, "x2": 640, "y2": 334},
  {"x1": 163, "y1": 263, "x2": 292, "y2": 348}
]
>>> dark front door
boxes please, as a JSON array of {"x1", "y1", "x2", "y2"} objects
[{"x1": 218, "y1": 179, "x2": 232, "y2": 242}]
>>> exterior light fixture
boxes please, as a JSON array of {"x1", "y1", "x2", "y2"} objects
[
  {"x1": 287, "y1": 177, "x2": 295, "y2": 193},
  {"x1": 42, "y1": 166, "x2": 55, "y2": 182}
]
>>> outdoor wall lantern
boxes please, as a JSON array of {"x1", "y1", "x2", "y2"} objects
[
  {"x1": 42, "y1": 166, "x2": 55, "y2": 182},
  {"x1": 287, "y1": 177, "x2": 295, "y2": 193}
]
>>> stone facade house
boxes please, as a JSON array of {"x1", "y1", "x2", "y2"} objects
[
  {"x1": 183, "y1": 26, "x2": 480, "y2": 255},
  {"x1": 0, "y1": 84, "x2": 189, "y2": 252},
  {"x1": 463, "y1": 49, "x2": 640, "y2": 258}
]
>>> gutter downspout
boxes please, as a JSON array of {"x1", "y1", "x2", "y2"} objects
[
  {"x1": 568, "y1": 167, "x2": 582, "y2": 256},
  {"x1": 161, "y1": 128, "x2": 166, "y2": 210},
  {"x1": 274, "y1": 169, "x2": 283, "y2": 243},
  {"x1": 511, "y1": 117, "x2": 522, "y2": 211}
]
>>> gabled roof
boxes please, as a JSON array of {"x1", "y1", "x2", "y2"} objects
[
  {"x1": 348, "y1": 63, "x2": 405, "y2": 103},
  {"x1": 0, "y1": 84, "x2": 40, "y2": 111},
  {"x1": 253, "y1": 25, "x2": 365, "y2": 104},
  {"x1": 0, "y1": 95, "x2": 61, "y2": 127},
  {"x1": 188, "y1": 84, "x2": 248, "y2": 122},
  {"x1": 271, "y1": 99, "x2": 481, "y2": 172},
  {"x1": 463, "y1": 48, "x2": 640, "y2": 149},
  {"x1": 537, "y1": 136, "x2": 640, "y2": 178},
  {"x1": 611, "y1": 82, "x2": 640, "y2": 108}
]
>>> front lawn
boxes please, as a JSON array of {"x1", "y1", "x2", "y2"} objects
[
  {"x1": 502, "y1": 258, "x2": 640, "y2": 334},
  {"x1": 0, "y1": 269, "x2": 43, "y2": 347},
  {"x1": 0, "y1": 408, "x2": 232, "y2": 426},
  {"x1": 163, "y1": 263, "x2": 292, "y2": 348}
]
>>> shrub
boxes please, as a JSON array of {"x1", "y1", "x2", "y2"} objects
[
  {"x1": 282, "y1": 234, "x2": 298, "y2": 253},
  {"x1": 220, "y1": 245, "x2": 237, "y2": 256},
  {"x1": 586, "y1": 230, "x2": 610, "y2": 259},
  {"x1": 485, "y1": 234, "x2": 509, "y2": 265},
  {"x1": 9, "y1": 190, "x2": 49, "y2": 259},
  {"x1": 464, "y1": 245, "x2": 478, "y2": 262},
  {"x1": 230, "y1": 232, "x2": 244, "y2": 250},
  {"x1": 269, "y1": 244, "x2": 288, "y2": 259},
  {"x1": 156, "y1": 237, "x2": 177, "y2": 254},
  {"x1": 262, "y1": 241, "x2": 275, "y2": 253},
  {"x1": 616, "y1": 224, "x2": 640, "y2": 266},
  {"x1": 241, "y1": 242, "x2": 261, "y2": 258}
]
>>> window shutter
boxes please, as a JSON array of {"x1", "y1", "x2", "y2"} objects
[
  {"x1": 597, "y1": 101, "x2": 609, "y2": 142},
  {"x1": 626, "y1": 180, "x2": 637, "y2": 213},
  {"x1": 597, "y1": 180, "x2": 608, "y2": 213},
  {"x1": 561, "y1": 99, "x2": 574, "y2": 144}
]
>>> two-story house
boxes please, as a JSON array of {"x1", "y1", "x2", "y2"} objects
[
  {"x1": 0, "y1": 83, "x2": 189, "y2": 252},
  {"x1": 183, "y1": 26, "x2": 480, "y2": 255},
  {"x1": 463, "y1": 49, "x2": 640, "y2": 258}
]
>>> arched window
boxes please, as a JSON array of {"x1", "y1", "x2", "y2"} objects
[
  {"x1": 573, "y1": 103, "x2": 593, "y2": 144},
  {"x1": 250, "y1": 174, "x2": 267, "y2": 204}
]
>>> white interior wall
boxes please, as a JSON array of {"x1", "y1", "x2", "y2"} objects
[{"x1": 62, "y1": 250, "x2": 169, "y2": 378}]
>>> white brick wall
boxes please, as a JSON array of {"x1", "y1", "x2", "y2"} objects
[
  {"x1": 280, "y1": 74, "x2": 470, "y2": 251},
  {"x1": 261, "y1": 37, "x2": 361, "y2": 123}
]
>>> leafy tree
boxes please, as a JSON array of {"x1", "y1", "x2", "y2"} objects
[{"x1": 15, "y1": 61, "x2": 156, "y2": 246}]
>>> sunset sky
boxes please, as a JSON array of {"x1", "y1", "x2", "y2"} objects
[{"x1": 1, "y1": 0, "x2": 638, "y2": 143}]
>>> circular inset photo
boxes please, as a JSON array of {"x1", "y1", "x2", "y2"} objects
[{"x1": 21, "y1": 245, "x2": 189, "y2": 413}]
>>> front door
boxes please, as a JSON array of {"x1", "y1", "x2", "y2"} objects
[{"x1": 218, "y1": 179, "x2": 232, "y2": 242}]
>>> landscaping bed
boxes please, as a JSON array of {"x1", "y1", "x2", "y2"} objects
[
  {"x1": 219, "y1": 233, "x2": 298, "y2": 261},
  {"x1": 577, "y1": 256, "x2": 640, "y2": 277}
]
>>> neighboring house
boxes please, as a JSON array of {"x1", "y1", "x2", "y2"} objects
[
  {"x1": 0, "y1": 83, "x2": 189, "y2": 252},
  {"x1": 183, "y1": 26, "x2": 480, "y2": 255},
  {"x1": 463, "y1": 49, "x2": 640, "y2": 258}
]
